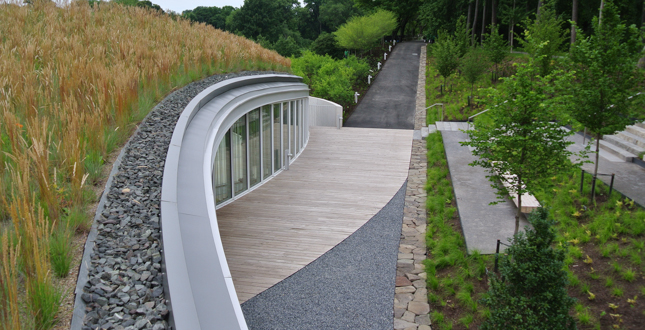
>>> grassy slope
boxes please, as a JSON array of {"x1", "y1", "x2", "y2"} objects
[
  {"x1": 0, "y1": 2, "x2": 289, "y2": 328},
  {"x1": 424, "y1": 56, "x2": 645, "y2": 330}
]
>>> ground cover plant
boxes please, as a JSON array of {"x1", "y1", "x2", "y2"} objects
[
  {"x1": 425, "y1": 54, "x2": 645, "y2": 330},
  {"x1": 0, "y1": 1, "x2": 288, "y2": 328}
]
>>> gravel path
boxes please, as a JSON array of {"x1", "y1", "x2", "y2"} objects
[
  {"x1": 241, "y1": 182, "x2": 406, "y2": 330},
  {"x1": 76, "y1": 71, "x2": 283, "y2": 330}
]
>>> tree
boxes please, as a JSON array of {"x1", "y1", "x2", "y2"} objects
[
  {"x1": 462, "y1": 60, "x2": 577, "y2": 235},
  {"x1": 567, "y1": 0, "x2": 643, "y2": 181},
  {"x1": 519, "y1": 1, "x2": 567, "y2": 76},
  {"x1": 432, "y1": 31, "x2": 460, "y2": 89},
  {"x1": 355, "y1": 0, "x2": 423, "y2": 40},
  {"x1": 483, "y1": 23, "x2": 508, "y2": 82},
  {"x1": 319, "y1": 0, "x2": 363, "y2": 32},
  {"x1": 481, "y1": 208, "x2": 576, "y2": 330},
  {"x1": 311, "y1": 32, "x2": 344, "y2": 59},
  {"x1": 226, "y1": 0, "x2": 299, "y2": 44},
  {"x1": 455, "y1": 15, "x2": 472, "y2": 57},
  {"x1": 460, "y1": 47, "x2": 488, "y2": 100},
  {"x1": 334, "y1": 10, "x2": 397, "y2": 54},
  {"x1": 418, "y1": 0, "x2": 470, "y2": 38},
  {"x1": 498, "y1": 0, "x2": 528, "y2": 52}
]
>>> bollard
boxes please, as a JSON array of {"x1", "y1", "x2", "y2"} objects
[
  {"x1": 389, "y1": 45, "x2": 392, "y2": 52},
  {"x1": 338, "y1": 115, "x2": 342, "y2": 129},
  {"x1": 354, "y1": 92, "x2": 360, "y2": 104},
  {"x1": 384, "y1": 53, "x2": 387, "y2": 61},
  {"x1": 377, "y1": 62, "x2": 381, "y2": 70},
  {"x1": 368, "y1": 75, "x2": 372, "y2": 85},
  {"x1": 393, "y1": 40, "x2": 396, "y2": 46}
]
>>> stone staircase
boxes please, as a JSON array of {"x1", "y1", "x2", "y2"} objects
[{"x1": 599, "y1": 122, "x2": 645, "y2": 162}]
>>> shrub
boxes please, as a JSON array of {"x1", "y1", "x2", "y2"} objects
[
  {"x1": 311, "y1": 32, "x2": 344, "y2": 59},
  {"x1": 481, "y1": 208, "x2": 576, "y2": 330}
]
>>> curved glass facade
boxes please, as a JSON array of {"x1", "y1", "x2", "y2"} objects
[{"x1": 213, "y1": 98, "x2": 308, "y2": 206}]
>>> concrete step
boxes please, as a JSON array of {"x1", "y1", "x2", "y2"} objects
[
  {"x1": 603, "y1": 135, "x2": 645, "y2": 156},
  {"x1": 617, "y1": 131, "x2": 645, "y2": 149},
  {"x1": 599, "y1": 139, "x2": 636, "y2": 162},
  {"x1": 635, "y1": 122, "x2": 645, "y2": 129},
  {"x1": 626, "y1": 125, "x2": 645, "y2": 139}
]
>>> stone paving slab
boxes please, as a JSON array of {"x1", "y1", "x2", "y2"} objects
[{"x1": 441, "y1": 130, "x2": 529, "y2": 254}]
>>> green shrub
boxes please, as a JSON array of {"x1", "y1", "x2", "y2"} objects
[
  {"x1": 50, "y1": 228, "x2": 72, "y2": 278},
  {"x1": 480, "y1": 208, "x2": 576, "y2": 330},
  {"x1": 311, "y1": 32, "x2": 343, "y2": 59}
]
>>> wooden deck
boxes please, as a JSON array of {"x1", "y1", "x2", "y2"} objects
[{"x1": 216, "y1": 126, "x2": 413, "y2": 303}]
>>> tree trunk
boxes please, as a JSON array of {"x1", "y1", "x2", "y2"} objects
[
  {"x1": 571, "y1": 0, "x2": 578, "y2": 44},
  {"x1": 641, "y1": 0, "x2": 645, "y2": 27},
  {"x1": 399, "y1": 17, "x2": 409, "y2": 41},
  {"x1": 599, "y1": 0, "x2": 606, "y2": 26},
  {"x1": 467, "y1": 0, "x2": 472, "y2": 28},
  {"x1": 537, "y1": 0, "x2": 543, "y2": 17},
  {"x1": 491, "y1": 0, "x2": 497, "y2": 26},
  {"x1": 472, "y1": 0, "x2": 480, "y2": 45},
  {"x1": 510, "y1": 0, "x2": 516, "y2": 52},
  {"x1": 481, "y1": 0, "x2": 487, "y2": 44},
  {"x1": 515, "y1": 176, "x2": 522, "y2": 235}
]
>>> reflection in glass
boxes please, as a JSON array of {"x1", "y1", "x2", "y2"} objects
[
  {"x1": 283, "y1": 102, "x2": 289, "y2": 166},
  {"x1": 262, "y1": 105, "x2": 272, "y2": 179},
  {"x1": 290, "y1": 101, "x2": 295, "y2": 157},
  {"x1": 248, "y1": 109, "x2": 261, "y2": 187},
  {"x1": 273, "y1": 104, "x2": 281, "y2": 171},
  {"x1": 232, "y1": 115, "x2": 247, "y2": 195},
  {"x1": 214, "y1": 131, "x2": 231, "y2": 204}
]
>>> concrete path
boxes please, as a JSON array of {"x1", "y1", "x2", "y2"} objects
[
  {"x1": 344, "y1": 42, "x2": 425, "y2": 129},
  {"x1": 566, "y1": 131, "x2": 645, "y2": 207},
  {"x1": 440, "y1": 128, "x2": 529, "y2": 254}
]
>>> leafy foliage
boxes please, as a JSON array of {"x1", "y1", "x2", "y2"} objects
[
  {"x1": 481, "y1": 208, "x2": 577, "y2": 330},
  {"x1": 460, "y1": 47, "x2": 488, "y2": 98},
  {"x1": 519, "y1": 0, "x2": 567, "y2": 76},
  {"x1": 333, "y1": 9, "x2": 397, "y2": 53},
  {"x1": 462, "y1": 60, "x2": 579, "y2": 234},
  {"x1": 454, "y1": 15, "x2": 471, "y2": 57},
  {"x1": 432, "y1": 30, "x2": 460, "y2": 86},
  {"x1": 566, "y1": 0, "x2": 643, "y2": 176},
  {"x1": 311, "y1": 32, "x2": 344, "y2": 59},
  {"x1": 291, "y1": 51, "x2": 369, "y2": 108},
  {"x1": 482, "y1": 24, "x2": 508, "y2": 81}
]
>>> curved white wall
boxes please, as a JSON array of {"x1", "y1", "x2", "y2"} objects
[{"x1": 161, "y1": 74, "x2": 309, "y2": 330}]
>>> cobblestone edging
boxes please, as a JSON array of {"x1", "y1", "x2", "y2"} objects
[{"x1": 393, "y1": 45, "x2": 431, "y2": 330}]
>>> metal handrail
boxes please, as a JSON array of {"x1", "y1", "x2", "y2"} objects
[
  {"x1": 466, "y1": 100, "x2": 509, "y2": 130},
  {"x1": 425, "y1": 103, "x2": 444, "y2": 122}
]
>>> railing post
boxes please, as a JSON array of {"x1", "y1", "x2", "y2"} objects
[
  {"x1": 580, "y1": 169, "x2": 585, "y2": 193},
  {"x1": 284, "y1": 149, "x2": 291, "y2": 171},
  {"x1": 338, "y1": 115, "x2": 342, "y2": 130},
  {"x1": 591, "y1": 175, "x2": 597, "y2": 200},
  {"x1": 494, "y1": 239, "x2": 501, "y2": 273},
  {"x1": 609, "y1": 173, "x2": 615, "y2": 196}
]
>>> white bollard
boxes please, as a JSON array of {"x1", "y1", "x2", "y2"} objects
[
  {"x1": 384, "y1": 53, "x2": 387, "y2": 61},
  {"x1": 354, "y1": 92, "x2": 360, "y2": 104},
  {"x1": 377, "y1": 62, "x2": 381, "y2": 70},
  {"x1": 389, "y1": 45, "x2": 392, "y2": 52},
  {"x1": 368, "y1": 75, "x2": 372, "y2": 85},
  {"x1": 393, "y1": 40, "x2": 396, "y2": 46}
]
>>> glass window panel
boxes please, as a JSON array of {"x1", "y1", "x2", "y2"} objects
[
  {"x1": 283, "y1": 102, "x2": 289, "y2": 166},
  {"x1": 214, "y1": 131, "x2": 231, "y2": 204},
  {"x1": 248, "y1": 109, "x2": 261, "y2": 187},
  {"x1": 262, "y1": 105, "x2": 272, "y2": 179},
  {"x1": 290, "y1": 101, "x2": 295, "y2": 157},
  {"x1": 273, "y1": 104, "x2": 281, "y2": 171},
  {"x1": 232, "y1": 115, "x2": 247, "y2": 195}
]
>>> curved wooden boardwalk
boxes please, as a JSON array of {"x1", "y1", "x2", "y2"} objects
[{"x1": 216, "y1": 126, "x2": 413, "y2": 302}]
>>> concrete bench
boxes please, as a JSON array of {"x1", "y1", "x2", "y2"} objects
[{"x1": 492, "y1": 163, "x2": 541, "y2": 213}]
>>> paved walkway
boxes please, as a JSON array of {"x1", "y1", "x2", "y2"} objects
[
  {"x1": 344, "y1": 41, "x2": 425, "y2": 129},
  {"x1": 566, "y1": 131, "x2": 645, "y2": 207},
  {"x1": 439, "y1": 124, "x2": 529, "y2": 254}
]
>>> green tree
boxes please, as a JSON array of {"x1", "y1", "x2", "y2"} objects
[
  {"x1": 460, "y1": 47, "x2": 488, "y2": 100},
  {"x1": 481, "y1": 208, "x2": 576, "y2": 330},
  {"x1": 319, "y1": 0, "x2": 363, "y2": 32},
  {"x1": 273, "y1": 35, "x2": 302, "y2": 57},
  {"x1": 462, "y1": 60, "x2": 577, "y2": 234},
  {"x1": 311, "y1": 32, "x2": 344, "y2": 59},
  {"x1": 568, "y1": 0, "x2": 643, "y2": 180},
  {"x1": 519, "y1": 0, "x2": 567, "y2": 76},
  {"x1": 355, "y1": 0, "x2": 423, "y2": 40},
  {"x1": 454, "y1": 15, "x2": 472, "y2": 57},
  {"x1": 432, "y1": 31, "x2": 460, "y2": 89},
  {"x1": 227, "y1": 0, "x2": 299, "y2": 43},
  {"x1": 334, "y1": 9, "x2": 397, "y2": 54},
  {"x1": 482, "y1": 23, "x2": 508, "y2": 81},
  {"x1": 498, "y1": 0, "x2": 529, "y2": 52}
]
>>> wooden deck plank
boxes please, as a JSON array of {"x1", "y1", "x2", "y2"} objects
[{"x1": 216, "y1": 127, "x2": 412, "y2": 303}]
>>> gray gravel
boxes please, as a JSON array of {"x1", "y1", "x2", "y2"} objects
[
  {"x1": 241, "y1": 181, "x2": 406, "y2": 330},
  {"x1": 78, "y1": 71, "x2": 284, "y2": 330}
]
